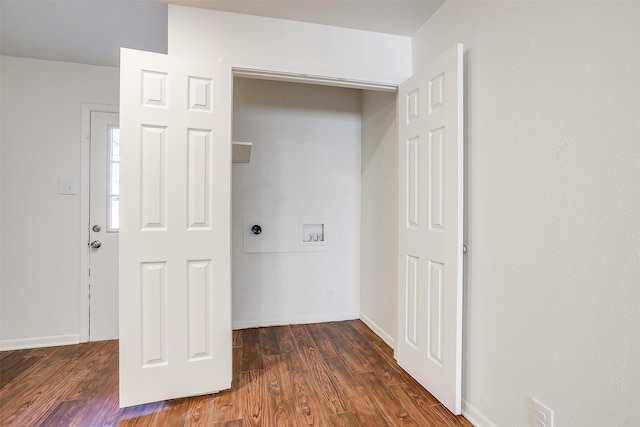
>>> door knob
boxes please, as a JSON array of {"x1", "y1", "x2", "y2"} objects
[{"x1": 90, "y1": 240, "x2": 102, "y2": 249}]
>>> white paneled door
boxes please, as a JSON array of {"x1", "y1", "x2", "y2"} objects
[
  {"x1": 397, "y1": 44, "x2": 464, "y2": 415},
  {"x1": 119, "y1": 48, "x2": 232, "y2": 407},
  {"x1": 89, "y1": 111, "x2": 120, "y2": 341}
]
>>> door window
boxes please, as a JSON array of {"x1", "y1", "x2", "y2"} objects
[{"x1": 107, "y1": 125, "x2": 120, "y2": 231}]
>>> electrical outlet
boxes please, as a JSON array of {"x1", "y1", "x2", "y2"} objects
[
  {"x1": 532, "y1": 398, "x2": 554, "y2": 427},
  {"x1": 326, "y1": 290, "x2": 335, "y2": 302}
]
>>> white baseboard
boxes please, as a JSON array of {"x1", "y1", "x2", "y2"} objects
[
  {"x1": 232, "y1": 312, "x2": 359, "y2": 330},
  {"x1": 359, "y1": 312, "x2": 395, "y2": 348},
  {"x1": 463, "y1": 399, "x2": 498, "y2": 427},
  {"x1": 89, "y1": 334, "x2": 119, "y2": 342},
  {"x1": 0, "y1": 334, "x2": 80, "y2": 351}
]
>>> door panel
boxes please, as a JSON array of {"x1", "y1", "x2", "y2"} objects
[
  {"x1": 397, "y1": 43, "x2": 464, "y2": 415},
  {"x1": 89, "y1": 111, "x2": 120, "y2": 341},
  {"x1": 119, "y1": 48, "x2": 232, "y2": 407}
]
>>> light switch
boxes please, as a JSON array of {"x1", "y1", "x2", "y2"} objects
[{"x1": 57, "y1": 178, "x2": 77, "y2": 195}]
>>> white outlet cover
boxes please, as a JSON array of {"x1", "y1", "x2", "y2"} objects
[{"x1": 57, "y1": 177, "x2": 77, "y2": 195}]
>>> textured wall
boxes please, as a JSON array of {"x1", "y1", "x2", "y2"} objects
[{"x1": 413, "y1": 2, "x2": 640, "y2": 426}]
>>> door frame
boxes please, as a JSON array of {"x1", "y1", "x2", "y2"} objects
[
  {"x1": 228, "y1": 61, "x2": 398, "y2": 92},
  {"x1": 79, "y1": 103, "x2": 119, "y2": 342}
]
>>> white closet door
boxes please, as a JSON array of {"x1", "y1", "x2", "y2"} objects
[
  {"x1": 119, "y1": 48, "x2": 232, "y2": 407},
  {"x1": 397, "y1": 43, "x2": 464, "y2": 415}
]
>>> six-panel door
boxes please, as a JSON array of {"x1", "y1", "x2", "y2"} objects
[
  {"x1": 119, "y1": 48, "x2": 232, "y2": 407},
  {"x1": 397, "y1": 43, "x2": 464, "y2": 415}
]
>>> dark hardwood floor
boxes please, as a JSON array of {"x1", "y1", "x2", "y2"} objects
[{"x1": 0, "y1": 320, "x2": 472, "y2": 426}]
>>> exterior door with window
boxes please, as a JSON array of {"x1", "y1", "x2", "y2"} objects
[{"x1": 89, "y1": 111, "x2": 120, "y2": 341}]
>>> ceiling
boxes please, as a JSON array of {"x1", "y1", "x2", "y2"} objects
[{"x1": 0, "y1": 0, "x2": 444, "y2": 68}]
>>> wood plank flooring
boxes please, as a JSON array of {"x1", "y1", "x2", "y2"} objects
[{"x1": 0, "y1": 320, "x2": 473, "y2": 426}]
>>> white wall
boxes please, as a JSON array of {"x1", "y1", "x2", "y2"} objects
[
  {"x1": 168, "y1": 5, "x2": 411, "y2": 85},
  {"x1": 360, "y1": 90, "x2": 398, "y2": 346},
  {"x1": 413, "y1": 2, "x2": 640, "y2": 426},
  {"x1": 0, "y1": 56, "x2": 119, "y2": 349},
  {"x1": 232, "y1": 78, "x2": 361, "y2": 327}
]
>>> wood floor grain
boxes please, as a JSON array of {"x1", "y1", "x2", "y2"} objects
[{"x1": 0, "y1": 320, "x2": 473, "y2": 426}]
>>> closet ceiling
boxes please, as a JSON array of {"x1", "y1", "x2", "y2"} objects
[{"x1": 0, "y1": 0, "x2": 444, "y2": 68}]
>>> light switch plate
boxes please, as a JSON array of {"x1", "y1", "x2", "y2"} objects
[{"x1": 57, "y1": 177, "x2": 77, "y2": 195}]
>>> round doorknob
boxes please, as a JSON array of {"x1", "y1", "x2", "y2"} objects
[
  {"x1": 251, "y1": 225, "x2": 262, "y2": 235},
  {"x1": 90, "y1": 240, "x2": 102, "y2": 249}
]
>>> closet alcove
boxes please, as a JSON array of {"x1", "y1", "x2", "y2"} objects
[{"x1": 230, "y1": 77, "x2": 398, "y2": 337}]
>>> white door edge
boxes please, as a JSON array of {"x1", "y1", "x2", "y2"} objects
[{"x1": 79, "y1": 103, "x2": 119, "y2": 343}]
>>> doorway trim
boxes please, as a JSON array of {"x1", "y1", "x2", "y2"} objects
[
  {"x1": 227, "y1": 61, "x2": 399, "y2": 92},
  {"x1": 79, "y1": 103, "x2": 119, "y2": 342},
  {"x1": 232, "y1": 67, "x2": 398, "y2": 92}
]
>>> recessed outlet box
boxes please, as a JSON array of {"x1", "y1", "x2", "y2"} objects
[
  {"x1": 302, "y1": 223, "x2": 324, "y2": 242},
  {"x1": 299, "y1": 220, "x2": 328, "y2": 246},
  {"x1": 532, "y1": 398, "x2": 554, "y2": 427}
]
